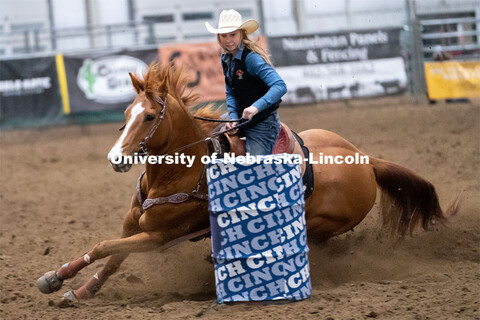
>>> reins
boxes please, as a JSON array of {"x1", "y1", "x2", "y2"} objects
[
  {"x1": 163, "y1": 118, "x2": 250, "y2": 156},
  {"x1": 193, "y1": 115, "x2": 244, "y2": 123},
  {"x1": 138, "y1": 96, "x2": 250, "y2": 157}
]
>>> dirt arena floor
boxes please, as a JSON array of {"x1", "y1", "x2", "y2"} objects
[{"x1": 0, "y1": 96, "x2": 479, "y2": 320}]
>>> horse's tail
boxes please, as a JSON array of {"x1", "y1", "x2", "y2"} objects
[{"x1": 370, "y1": 158, "x2": 459, "y2": 237}]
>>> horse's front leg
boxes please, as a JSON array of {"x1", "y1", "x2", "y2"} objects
[
  {"x1": 71, "y1": 230, "x2": 172, "y2": 300},
  {"x1": 38, "y1": 230, "x2": 166, "y2": 298},
  {"x1": 38, "y1": 204, "x2": 143, "y2": 299},
  {"x1": 37, "y1": 231, "x2": 164, "y2": 293},
  {"x1": 66, "y1": 252, "x2": 129, "y2": 300}
]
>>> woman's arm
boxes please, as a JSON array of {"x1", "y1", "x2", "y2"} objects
[{"x1": 245, "y1": 52, "x2": 287, "y2": 112}]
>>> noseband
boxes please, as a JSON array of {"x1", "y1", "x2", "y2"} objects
[{"x1": 139, "y1": 95, "x2": 167, "y2": 155}]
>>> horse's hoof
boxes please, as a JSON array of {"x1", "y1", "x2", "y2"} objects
[
  {"x1": 55, "y1": 291, "x2": 77, "y2": 308},
  {"x1": 62, "y1": 291, "x2": 77, "y2": 303},
  {"x1": 37, "y1": 271, "x2": 63, "y2": 294}
]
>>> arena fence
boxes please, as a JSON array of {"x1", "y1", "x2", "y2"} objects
[
  {"x1": 0, "y1": 29, "x2": 411, "y2": 130},
  {"x1": 1, "y1": 2, "x2": 479, "y2": 130}
]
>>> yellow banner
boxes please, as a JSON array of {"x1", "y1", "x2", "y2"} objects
[{"x1": 424, "y1": 61, "x2": 480, "y2": 99}]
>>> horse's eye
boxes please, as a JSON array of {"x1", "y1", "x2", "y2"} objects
[
  {"x1": 145, "y1": 114, "x2": 155, "y2": 122},
  {"x1": 118, "y1": 124, "x2": 126, "y2": 131}
]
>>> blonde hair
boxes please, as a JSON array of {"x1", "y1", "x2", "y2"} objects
[{"x1": 217, "y1": 29, "x2": 273, "y2": 66}]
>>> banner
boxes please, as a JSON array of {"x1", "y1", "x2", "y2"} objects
[
  {"x1": 268, "y1": 28, "x2": 407, "y2": 103},
  {"x1": 207, "y1": 155, "x2": 311, "y2": 303},
  {"x1": 159, "y1": 42, "x2": 224, "y2": 102},
  {"x1": 63, "y1": 49, "x2": 158, "y2": 113},
  {"x1": 0, "y1": 56, "x2": 62, "y2": 128},
  {"x1": 159, "y1": 38, "x2": 268, "y2": 103},
  {"x1": 425, "y1": 61, "x2": 480, "y2": 99}
]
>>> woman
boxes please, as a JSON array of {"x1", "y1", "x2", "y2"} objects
[{"x1": 205, "y1": 9, "x2": 287, "y2": 155}]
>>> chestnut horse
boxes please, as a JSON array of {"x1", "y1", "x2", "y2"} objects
[{"x1": 37, "y1": 62, "x2": 458, "y2": 302}]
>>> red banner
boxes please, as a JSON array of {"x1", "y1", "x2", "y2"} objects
[
  {"x1": 159, "y1": 42, "x2": 224, "y2": 102},
  {"x1": 158, "y1": 38, "x2": 268, "y2": 102}
]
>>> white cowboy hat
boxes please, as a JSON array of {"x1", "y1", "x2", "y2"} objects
[{"x1": 205, "y1": 9, "x2": 258, "y2": 35}]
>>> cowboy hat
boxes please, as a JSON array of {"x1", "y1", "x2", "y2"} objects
[{"x1": 205, "y1": 9, "x2": 258, "y2": 34}]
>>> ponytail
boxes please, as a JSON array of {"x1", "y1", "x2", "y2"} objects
[{"x1": 240, "y1": 30, "x2": 273, "y2": 66}]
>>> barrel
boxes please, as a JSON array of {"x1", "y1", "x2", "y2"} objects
[{"x1": 207, "y1": 154, "x2": 311, "y2": 303}]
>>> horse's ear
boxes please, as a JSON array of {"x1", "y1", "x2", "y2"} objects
[{"x1": 129, "y1": 72, "x2": 144, "y2": 93}]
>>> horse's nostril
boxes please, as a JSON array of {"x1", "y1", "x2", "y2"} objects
[
  {"x1": 109, "y1": 160, "x2": 132, "y2": 173},
  {"x1": 108, "y1": 153, "x2": 124, "y2": 165}
]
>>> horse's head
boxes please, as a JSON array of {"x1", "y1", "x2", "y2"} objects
[
  {"x1": 107, "y1": 62, "x2": 202, "y2": 172},
  {"x1": 107, "y1": 71, "x2": 168, "y2": 172}
]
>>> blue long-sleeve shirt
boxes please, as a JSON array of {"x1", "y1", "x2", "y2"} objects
[{"x1": 221, "y1": 45, "x2": 287, "y2": 120}]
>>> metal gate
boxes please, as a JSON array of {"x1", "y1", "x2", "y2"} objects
[
  {"x1": 406, "y1": 1, "x2": 480, "y2": 102},
  {"x1": 420, "y1": 16, "x2": 480, "y2": 61}
]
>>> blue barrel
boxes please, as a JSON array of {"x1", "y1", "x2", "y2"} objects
[{"x1": 207, "y1": 154, "x2": 311, "y2": 303}]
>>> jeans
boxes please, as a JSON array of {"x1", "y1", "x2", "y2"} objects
[{"x1": 240, "y1": 111, "x2": 281, "y2": 155}]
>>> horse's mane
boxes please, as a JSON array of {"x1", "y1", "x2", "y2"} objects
[
  {"x1": 142, "y1": 62, "x2": 199, "y2": 108},
  {"x1": 140, "y1": 62, "x2": 225, "y2": 135}
]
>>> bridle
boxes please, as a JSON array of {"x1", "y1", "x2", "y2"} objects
[
  {"x1": 139, "y1": 95, "x2": 167, "y2": 155},
  {"x1": 135, "y1": 94, "x2": 249, "y2": 157}
]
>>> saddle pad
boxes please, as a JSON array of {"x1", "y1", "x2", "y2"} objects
[{"x1": 272, "y1": 125, "x2": 289, "y2": 154}]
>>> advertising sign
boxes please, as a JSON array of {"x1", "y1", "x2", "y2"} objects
[
  {"x1": 425, "y1": 60, "x2": 480, "y2": 99},
  {"x1": 158, "y1": 37, "x2": 268, "y2": 102},
  {"x1": 268, "y1": 28, "x2": 408, "y2": 103},
  {"x1": 0, "y1": 56, "x2": 61, "y2": 127},
  {"x1": 63, "y1": 49, "x2": 158, "y2": 113},
  {"x1": 159, "y1": 42, "x2": 225, "y2": 102}
]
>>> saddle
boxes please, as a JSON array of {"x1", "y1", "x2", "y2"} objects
[{"x1": 219, "y1": 123, "x2": 314, "y2": 198}]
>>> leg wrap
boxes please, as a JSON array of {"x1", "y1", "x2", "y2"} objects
[
  {"x1": 73, "y1": 273, "x2": 103, "y2": 299},
  {"x1": 57, "y1": 254, "x2": 92, "y2": 280}
]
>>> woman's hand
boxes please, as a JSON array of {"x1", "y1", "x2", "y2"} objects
[
  {"x1": 242, "y1": 106, "x2": 259, "y2": 120},
  {"x1": 226, "y1": 121, "x2": 239, "y2": 135}
]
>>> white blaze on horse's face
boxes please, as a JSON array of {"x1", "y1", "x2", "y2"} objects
[{"x1": 107, "y1": 102, "x2": 145, "y2": 172}]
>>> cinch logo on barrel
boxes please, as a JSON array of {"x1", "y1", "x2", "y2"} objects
[
  {"x1": 207, "y1": 154, "x2": 311, "y2": 303},
  {"x1": 77, "y1": 55, "x2": 147, "y2": 103}
]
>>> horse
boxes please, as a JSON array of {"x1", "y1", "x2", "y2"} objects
[{"x1": 37, "y1": 62, "x2": 458, "y2": 302}]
